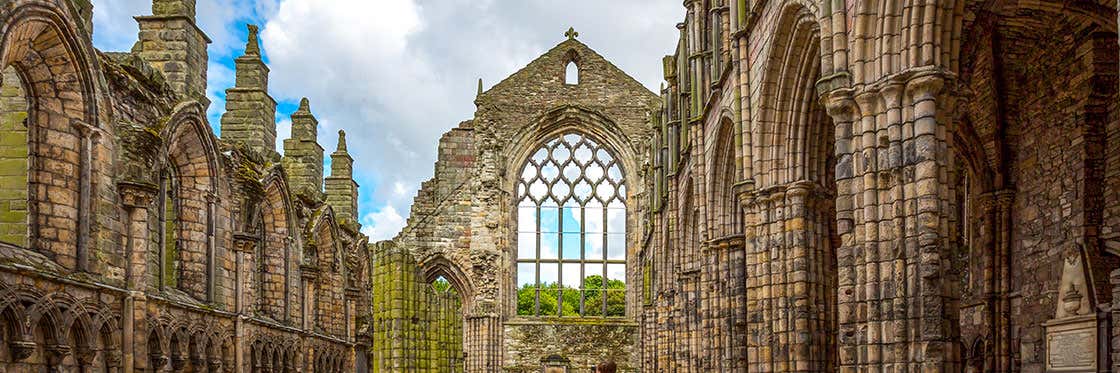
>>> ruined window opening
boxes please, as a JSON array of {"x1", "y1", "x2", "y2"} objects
[
  {"x1": 516, "y1": 132, "x2": 626, "y2": 317},
  {"x1": 0, "y1": 66, "x2": 29, "y2": 247},
  {"x1": 565, "y1": 61, "x2": 579, "y2": 85},
  {"x1": 158, "y1": 169, "x2": 180, "y2": 289}
]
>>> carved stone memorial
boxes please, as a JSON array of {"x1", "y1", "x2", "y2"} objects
[{"x1": 1043, "y1": 244, "x2": 1101, "y2": 372}]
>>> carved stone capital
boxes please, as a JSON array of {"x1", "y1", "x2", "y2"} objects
[
  {"x1": 733, "y1": 179, "x2": 756, "y2": 208},
  {"x1": 823, "y1": 89, "x2": 859, "y2": 122},
  {"x1": 9, "y1": 340, "x2": 34, "y2": 361},
  {"x1": 879, "y1": 81, "x2": 906, "y2": 110},
  {"x1": 904, "y1": 70, "x2": 947, "y2": 101},
  {"x1": 118, "y1": 181, "x2": 159, "y2": 208},
  {"x1": 233, "y1": 232, "x2": 260, "y2": 253}
]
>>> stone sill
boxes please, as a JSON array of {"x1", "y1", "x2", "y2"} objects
[{"x1": 505, "y1": 317, "x2": 638, "y2": 327}]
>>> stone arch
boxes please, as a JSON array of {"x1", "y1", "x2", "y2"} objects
[
  {"x1": 745, "y1": 2, "x2": 839, "y2": 371},
  {"x1": 159, "y1": 101, "x2": 221, "y2": 301},
  {"x1": 0, "y1": 0, "x2": 103, "y2": 271},
  {"x1": 259, "y1": 169, "x2": 295, "y2": 320},
  {"x1": 308, "y1": 207, "x2": 343, "y2": 335},
  {"x1": 753, "y1": 2, "x2": 828, "y2": 188},
  {"x1": 504, "y1": 105, "x2": 639, "y2": 316},
  {"x1": 505, "y1": 105, "x2": 640, "y2": 189},
  {"x1": 849, "y1": 0, "x2": 966, "y2": 83},
  {"x1": 82, "y1": 301, "x2": 120, "y2": 372},
  {"x1": 708, "y1": 115, "x2": 740, "y2": 238},
  {"x1": 420, "y1": 254, "x2": 475, "y2": 307}
]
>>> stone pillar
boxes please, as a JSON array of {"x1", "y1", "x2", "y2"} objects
[
  {"x1": 220, "y1": 24, "x2": 278, "y2": 159},
  {"x1": 119, "y1": 182, "x2": 157, "y2": 373},
  {"x1": 74, "y1": 121, "x2": 96, "y2": 272},
  {"x1": 281, "y1": 98, "x2": 324, "y2": 197},
  {"x1": 827, "y1": 69, "x2": 962, "y2": 373},
  {"x1": 463, "y1": 313, "x2": 501, "y2": 372},
  {"x1": 134, "y1": 0, "x2": 211, "y2": 106},
  {"x1": 741, "y1": 181, "x2": 836, "y2": 373},
  {"x1": 325, "y1": 131, "x2": 359, "y2": 225},
  {"x1": 233, "y1": 234, "x2": 258, "y2": 373}
]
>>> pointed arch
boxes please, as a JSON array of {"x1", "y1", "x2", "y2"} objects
[
  {"x1": 0, "y1": 0, "x2": 104, "y2": 271},
  {"x1": 259, "y1": 168, "x2": 296, "y2": 320},
  {"x1": 708, "y1": 115, "x2": 740, "y2": 238},
  {"x1": 307, "y1": 206, "x2": 343, "y2": 335},
  {"x1": 419, "y1": 254, "x2": 475, "y2": 306},
  {"x1": 159, "y1": 101, "x2": 221, "y2": 301},
  {"x1": 753, "y1": 2, "x2": 827, "y2": 188}
]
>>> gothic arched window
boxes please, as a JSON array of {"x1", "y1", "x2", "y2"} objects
[{"x1": 515, "y1": 132, "x2": 626, "y2": 317}]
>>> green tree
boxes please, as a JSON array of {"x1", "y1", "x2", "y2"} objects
[{"x1": 518, "y1": 275, "x2": 625, "y2": 317}]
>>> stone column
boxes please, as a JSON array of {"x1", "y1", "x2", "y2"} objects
[
  {"x1": 232, "y1": 234, "x2": 258, "y2": 373},
  {"x1": 119, "y1": 181, "x2": 157, "y2": 373},
  {"x1": 827, "y1": 69, "x2": 962, "y2": 372},
  {"x1": 463, "y1": 313, "x2": 501, "y2": 373},
  {"x1": 73, "y1": 121, "x2": 96, "y2": 272},
  {"x1": 741, "y1": 181, "x2": 835, "y2": 373}
]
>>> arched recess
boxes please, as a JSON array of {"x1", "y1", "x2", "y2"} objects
[
  {"x1": 708, "y1": 116, "x2": 740, "y2": 238},
  {"x1": 420, "y1": 256, "x2": 468, "y2": 372},
  {"x1": 747, "y1": 2, "x2": 838, "y2": 372},
  {"x1": 503, "y1": 105, "x2": 640, "y2": 318},
  {"x1": 159, "y1": 102, "x2": 220, "y2": 302},
  {"x1": 0, "y1": 288, "x2": 103, "y2": 370},
  {"x1": 0, "y1": 1, "x2": 103, "y2": 271},
  {"x1": 308, "y1": 208, "x2": 342, "y2": 336},
  {"x1": 420, "y1": 255, "x2": 475, "y2": 308},
  {"x1": 259, "y1": 170, "x2": 295, "y2": 321}
]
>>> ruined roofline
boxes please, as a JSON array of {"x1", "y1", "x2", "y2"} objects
[{"x1": 478, "y1": 37, "x2": 658, "y2": 101}]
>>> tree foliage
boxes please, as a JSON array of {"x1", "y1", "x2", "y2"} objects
[{"x1": 517, "y1": 275, "x2": 625, "y2": 317}]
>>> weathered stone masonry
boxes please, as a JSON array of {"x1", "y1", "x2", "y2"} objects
[
  {"x1": 4, "y1": 0, "x2": 1120, "y2": 372},
  {"x1": 639, "y1": 0, "x2": 1120, "y2": 372},
  {"x1": 0, "y1": 0, "x2": 372, "y2": 371}
]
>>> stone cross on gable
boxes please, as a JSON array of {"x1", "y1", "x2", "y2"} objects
[{"x1": 565, "y1": 27, "x2": 579, "y2": 41}]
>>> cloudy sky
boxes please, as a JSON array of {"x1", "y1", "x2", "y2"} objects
[{"x1": 90, "y1": 0, "x2": 683, "y2": 241}]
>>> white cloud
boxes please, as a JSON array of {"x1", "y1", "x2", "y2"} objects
[
  {"x1": 260, "y1": 0, "x2": 680, "y2": 240},
  {"x1": 93, "y1": 0, "x2": 683, "y2": 242},
  {"x1": 360, "y1": 205, "x2": 407, "y2": 242}
]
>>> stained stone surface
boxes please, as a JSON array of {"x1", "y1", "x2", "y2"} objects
[{"x1": 1, "y1": 0, "x2": 1119, "y2": 372}]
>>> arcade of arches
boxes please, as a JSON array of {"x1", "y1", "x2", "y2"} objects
[{"x1": 1, "y1": 0, "x2": 1119, "y2": 372}]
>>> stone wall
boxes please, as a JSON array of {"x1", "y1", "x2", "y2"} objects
[
  {"x1": 369, "y1": 242, "x2": 464, "y2": 372},
  {"x1": 0, "y1": 67, "x2": 28, "y2": 247},
  {"x1": 393, "y1": 34, "x2": 659, "y2": 371},
  {"x1": 0, "y1": 1, "x2": 372, "y2": 372}
]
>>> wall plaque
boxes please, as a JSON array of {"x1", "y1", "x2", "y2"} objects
[{"x1": 1044, "y1": 315, "x2": 1098, "y2": 372}]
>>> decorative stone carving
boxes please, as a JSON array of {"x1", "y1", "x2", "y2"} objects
[
  {"x1": 1043, "y1": 243, "x2": 1101, "y2": 372},
  {"x1": 9, "y1": 340, "x2": 34, "y2": 362}
]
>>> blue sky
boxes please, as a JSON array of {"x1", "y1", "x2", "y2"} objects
[{"x1": 90, "y1": 0, "x2": 682, "y2": 241}]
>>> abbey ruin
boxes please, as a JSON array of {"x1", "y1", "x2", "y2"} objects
[{"x1": 0, "y1": 0, "x2": 1119, "y2": 372}]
